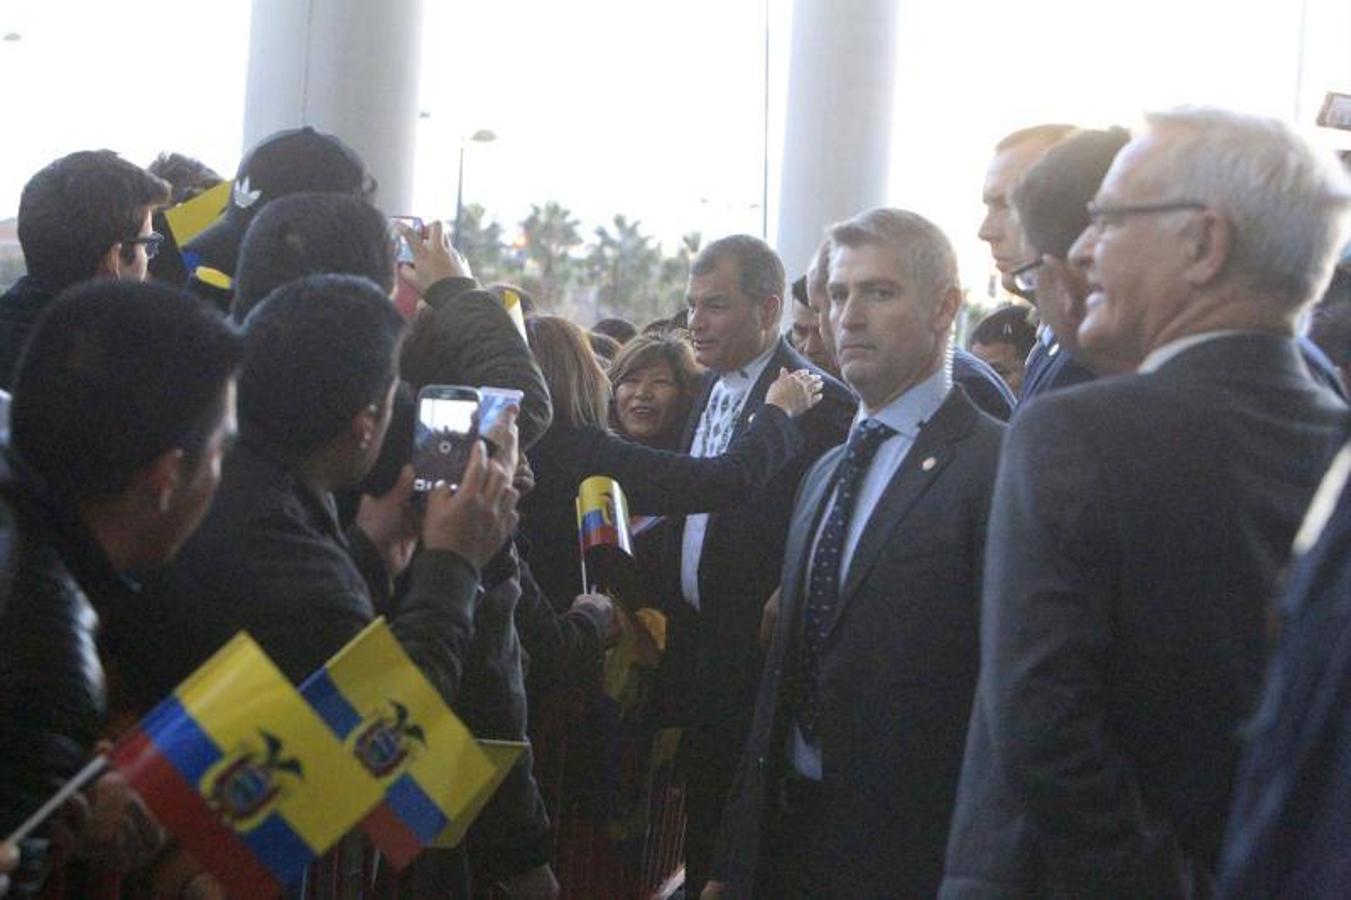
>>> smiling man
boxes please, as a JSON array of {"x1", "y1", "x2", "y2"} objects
[
  {"x1": 706, "y1": 210, "x2": 1004, "y2": 899},
  {"x1": 943, "y1": 108, "x2": 1351, "y2": 898},
  {"x1": 662, "y1": 234, "x2": 854, "y2": 896}
]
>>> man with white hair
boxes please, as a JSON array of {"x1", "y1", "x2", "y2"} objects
[{"x1": 941, "y1": 108, "x2": 1351, "y2": 898}]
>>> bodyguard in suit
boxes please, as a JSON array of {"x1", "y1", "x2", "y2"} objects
[
  {"x1": 661, "y1": 235, "x2": 855, "y2": 895},
  {"x1": 942, "y1": 107, "x2": 1351, "y2": 898},
  {"x1": 705, "y1": 209, "x2": 1005, "y2": 899}
]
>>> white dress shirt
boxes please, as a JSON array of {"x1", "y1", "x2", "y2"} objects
[
  {"x1": 679, "y1": 344, "x2": 777, "y2": 610},
  {"x1": 790, "y1": 364, "x2": 952, "y2": 779}
]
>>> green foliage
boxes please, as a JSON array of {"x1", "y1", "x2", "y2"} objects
[{"x1": 459, "y1": 202, "x2": 699, "y2": 329}]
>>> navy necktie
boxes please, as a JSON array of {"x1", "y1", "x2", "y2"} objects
[{"x1": 798, "y1": 418, "x2": 896, "y2": 741}]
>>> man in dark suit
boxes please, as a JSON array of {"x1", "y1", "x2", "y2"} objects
[
  {"x1": 942, "y1": 107, "x2": 1351, "y2": 898},
  {"x1": 1010, "y1": 127, "x2": 1134, "y2": 403},
  {"x1": 660, "y1": 234, "x2": 855, "y2": 895},
  {"x1": 705, "y1": 209, "x2": 1005, "y2": 898},
  {"x1": 1218, "y1": 439, "x2": 1351, "y2": 898}
]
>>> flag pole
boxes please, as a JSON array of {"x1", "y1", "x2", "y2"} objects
[{"x1": 5, "y1": 755, "x2": 109, "y2": 845}]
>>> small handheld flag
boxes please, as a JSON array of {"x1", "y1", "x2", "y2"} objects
[
  {"x1": 109, "y1": 633, "x2": 383, "y2": 898},
  {"x1": 162, "y1": 180, "x2": 231, "y2": 247},
  {"x1": 576, "y1": 476, "x2": 642, "y2": 608},
  {"x1": 498, "y1": 288, "x2": 527, "y2": 339},
  {"x1": 299, "y1": 619, "x2": 499, "y2": 869},
  {"x1": 428, "y1": 739, "x2": 527, "y2": 850}
]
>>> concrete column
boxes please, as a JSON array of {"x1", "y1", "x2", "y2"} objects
[
  {"x1": 242, "y1": 0, "x2": 423, "y2": 213},
  {"x1": 775, "y1": 0, "x2": 901, "y2": 280}
]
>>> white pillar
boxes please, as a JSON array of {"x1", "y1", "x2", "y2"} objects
[
  {"x1": 775, "y1": 0, "x2": 901, "y2": 280},
  {"x1": 242, "y1": 0, "x2": 424, "y2": 213}
]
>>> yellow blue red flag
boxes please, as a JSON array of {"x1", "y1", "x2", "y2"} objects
[
  {"x1": 299, "y1": 618, "x2": 498, "y2": 869},
  {"x1": 110, "y1": 633, "x2": 382, "y2": 897},
  {"x1": 430, "y1": 739, "x2": 527, "y2": 849}
]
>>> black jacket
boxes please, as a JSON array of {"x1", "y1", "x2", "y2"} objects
[
  {"x1": 107, "y1": 430, "x2": 482, "y2": 706},
  {"x1": 0, "y1": 452, "x2": 134, "y2": 834},
  {"x1": 520, "y1": 405, "x2": 805, "y2": 612},
  {"x1": 942, "y1": 334, "x2": 1350, "y2": 898},
  {"x1": 659, "y1": 339, "x2": 855, "y2": 729},
  {"x1": 713, "y1": 387, "x2": 1004, "y2": 898},
  {"x1": 0, "y1": 276, "x2": 56, "y2": 392},
  {"x1": 402, "y1": 277, "x2": 553, "y2": 452}
]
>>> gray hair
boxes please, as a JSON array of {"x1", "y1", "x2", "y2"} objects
[
  {"x1": 826, "y1": 207, "x2": 959, "y2": 303},
  {"x1": 1142, "y1": 106, "x2": 1351, "y2": 307}
]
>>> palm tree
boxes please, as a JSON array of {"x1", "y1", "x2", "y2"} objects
[{"x1": 519, "y1": 202, "x2": 583, "y2": 306}]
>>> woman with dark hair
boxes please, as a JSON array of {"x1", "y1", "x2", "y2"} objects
[
  {"x1": 608, "y1": 332, "x2": 703, "y2": 451},
  {"x1": 520, "y1": 315, "x2": 821, "y2": 613}
]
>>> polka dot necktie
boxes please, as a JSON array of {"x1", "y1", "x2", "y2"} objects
[{"x1": 798, "y1": 418, "x2": 896, "y2": 742}]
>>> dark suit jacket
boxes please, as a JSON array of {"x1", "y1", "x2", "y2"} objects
[
  {"x1": 1219, "y1": 438, "x2": 1351, "y2": 899},
  {"x1": 1019, "y1": 337, "x2": 1095, "y2": 404},
  {"x1": 942, "y1": 333, "x2": 1350, "y2": 899},
  {"x1": 712, "y1": 386, "x2": 1004, "y2": 898},
  {"x1": 659, "y1": 338, "x2": 855, "y2": 729}
]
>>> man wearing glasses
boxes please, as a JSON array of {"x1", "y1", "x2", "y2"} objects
[
  {"x1": 942, "y1": 108, "x2": 1351, "y2": 897},
  {"x1": 1005, "y1": 127, "x2": 1133, "y2": 404},
  {"x1": 0, "y1": 151, "x2": 170, "y2": 390}
]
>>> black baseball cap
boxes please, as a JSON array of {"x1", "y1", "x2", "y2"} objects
[{"x1": 183, "y1": 126, "x2": 371, "y2": 280}]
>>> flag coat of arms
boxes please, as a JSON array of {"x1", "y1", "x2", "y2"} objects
[
  {"x1": 110, "y1": 633, "x2": 383, "y2": 897},
  {"x1": 300, "y1": 618, "x2": 498, "y2": 868}
]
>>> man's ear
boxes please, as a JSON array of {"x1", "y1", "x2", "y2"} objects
[
  {"x1": 95, "y1": 244, "x2": 125, "y2": 279},
  {"x1": 1183, "y1": 209, "x2": 1233, "y2": 288},
  {"x1": 134, "y1": 448, "x2": 186, "y2": 513},
  {"x1": 932, "y1": 284, "x2": 963, "y2": 334},
  {"x1": 762, "y1": 293, "x2": 784, "y2": 334},
  {"x1": 351, "y1": 404, "x2": 379, "y2": 450}
]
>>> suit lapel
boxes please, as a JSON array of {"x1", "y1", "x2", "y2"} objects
[
  {"x1": 828, "y1": 391, "x2": 977, "y2": 638},
  {"x1": 730, "y1": 338, "x2": 792, "y2": 442}
]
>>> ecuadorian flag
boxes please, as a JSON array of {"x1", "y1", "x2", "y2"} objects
[
  {"x1": 300, "y1": 618, "x2": 498, "y2": 869},
  {"x1": 110, "y1": 633, "x2": 382, "y2": 897},
  {"x1": 576, "y1": 476, "x2": 633, "y2": 557}
]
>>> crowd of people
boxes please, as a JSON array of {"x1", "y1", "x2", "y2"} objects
[{"x1": 0, "y1": 104, "x2": 1348, "y2": 900}]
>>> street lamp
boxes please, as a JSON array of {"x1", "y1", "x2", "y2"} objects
[{"x1": 453, "y1": 129, "x2": 497, "y2": 246}]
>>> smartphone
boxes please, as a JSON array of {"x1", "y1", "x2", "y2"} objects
[
  {"x1": 391, "y1": 216, "x2": 426, "y2": 265},
  {"x1": 413, "y1": 385, "x2": 480, "y2": 492},
  {"x1": 477, "y1": 386, "x2": 523, "y2": 452}
]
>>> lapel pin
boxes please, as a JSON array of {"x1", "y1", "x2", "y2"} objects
[{"x1": 922, "y1": 456, "x2": 936, "y2": 471}]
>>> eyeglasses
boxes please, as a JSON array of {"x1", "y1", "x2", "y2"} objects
[
  {"x1": 1010, "y1": 258, "x2": 1043, "y2": 294},
  {"x1": 124, "y1": 232, "x2": 165, "y2": 260},
  {"x1": 1085, "y1": 200, "x2": 1207, "y2": 231}
]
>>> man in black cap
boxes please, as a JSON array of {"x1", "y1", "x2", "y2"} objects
[{"x1": 182, "y1": 126, "x2": 371, "y2": 312}]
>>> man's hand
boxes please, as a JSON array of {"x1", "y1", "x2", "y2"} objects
[
  {"x1": 701, "y1": 881, "x2": 727, "y2": 900},
  {"x1": 498, "y1": 862, "x2": 560, "y2": 899},
  {"x1": 480, "y1": 405, "x2": 521, "y2": 481},
  {"x1": 765, "y1": 367, "x2": 824, "y2": 417},
  {"x1": 571, "y1": 593, "x2": 618, "y2": 645},
  {"x1": 355, "y1": 465, "x2": 419, "y2": 578},
  {"x1": 77, "y1": 771, "x2": 165, "y2": 873},
  {"x1": 421, "y1": 440, "x2": 519, "y2": 569},
  {"x1": 760, "y1": 587, "x2": 781, "y2": 649},
  {"x1": 396, "y1": 219, "x2": 472, "y2": 297}
]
